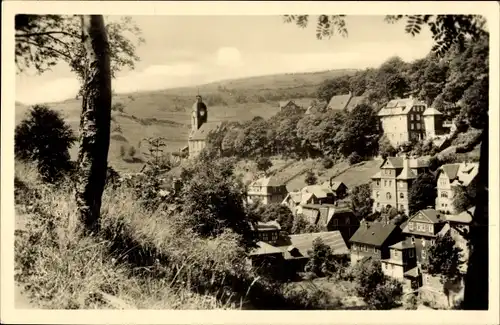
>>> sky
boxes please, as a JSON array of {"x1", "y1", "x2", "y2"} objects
[{"x1": 15, "y1": 15, "x2": 434, "y2": 104}]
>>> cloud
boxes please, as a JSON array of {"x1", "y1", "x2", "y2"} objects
[
  {"x1": 16, "y1": 77, "x2": 80, "y2": 105},
  {"x1": 215, "y1": 47, "x2": 243, "y2": 68}
]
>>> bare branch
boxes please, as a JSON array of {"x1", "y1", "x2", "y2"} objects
[
  {"x1": 20, "y1": 39, "x2": 72, "y2": 60},
  {"x1": 15, "y1": 30, "x2": 79, "y2": 39}
]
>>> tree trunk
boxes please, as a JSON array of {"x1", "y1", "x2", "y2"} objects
[
  {"x1": 463, "y1": 126, "x2": 488, "y2": 310},
  {"x1": 75, "y1": 15, "x2": 111, "y2": 235}
]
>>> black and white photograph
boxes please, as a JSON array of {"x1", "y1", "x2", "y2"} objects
[{"x1": 2, "y1": 1, "x2": 499, "y2": 324}]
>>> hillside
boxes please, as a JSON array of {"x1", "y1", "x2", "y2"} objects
[{"x1": 15, "y1": 69, "x2": 356, "y2": 172}]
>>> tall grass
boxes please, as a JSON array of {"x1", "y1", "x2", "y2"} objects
[{"x1": 15, "y1": 160, "x2": 343, "y2": 310}]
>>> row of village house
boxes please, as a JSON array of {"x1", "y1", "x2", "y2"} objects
[
  {"x1": 187, "y1": 90, "x2": 453, "y2": 158},
  {"x1": 246, "y1": 156, "x2": 478, "y2": 306}
]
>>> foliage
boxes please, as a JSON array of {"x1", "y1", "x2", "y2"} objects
[
  {"x1": 128, "y1": 146, "x2": 136, "y2": 157},
  {"x1": 347, "y1": 152, "x2": 363, "y2": 165},
  {"x1": 291, "y1": 214, "x2": 323, "y2": 235},
  {"x1": 178, "y1": 158, "x2": 254, "y2": 246},
  {"x1": 254, "y1": 203, "x2": 294, "y2": 233},
  {"x1": 15, "y1": 105, "x2": 76, "y2": 183},
  {"x1": 408, "y1": 172, "x2": 437, "y2": 215},
  {"x1": 316, "y1": 75, "x2": 352, "y2": 103},
  {"x1": 378, "y1": 135, "x2": 397, "y2": 159},
  {"x1": 304, "y1": 171, "x2": 318, "y2": 185},
  {"x1": 336, "y1": 104, "x2": 381, "y2": 158},
  {"x1": 322, "y1": 157, "x2": 334, "y2": 169},
  {"x1": 354, "y1": 259, "x2": 403, "y2": 309},
  {"x1": 305, "y1": 238, "x2": 339, "y2": 277},
  {"x1": 452, "y1": 185, "x2": 475, "y2": 213},
  {"x1": 350, "y1": 183, "x2": 373, "y2": 219},
  {"x1": 15, "y1": 15, "x2": 144, "y2": 95},
  {"x1": 256, "y1": 157, "x2": 273, "y2": 174},
  {"x1": 461, "y1": 76, "x2": 488, "y2": 129},
  {"x1": 426, "y1": 232, "x2": 464, "y2": 283}
]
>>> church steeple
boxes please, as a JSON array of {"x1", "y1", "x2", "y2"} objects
[{"x1": 191, "y1": 94, "x2": 208, "y2": 134}]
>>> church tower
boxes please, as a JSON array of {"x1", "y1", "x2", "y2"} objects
[{"x1": 190, "y1": 95, "x2": 208, "y2": 136}]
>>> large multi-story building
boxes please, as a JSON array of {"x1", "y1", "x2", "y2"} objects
[
  {"x1": 377, "y1": 96, "x2": 428, "y2": 147},
  {"x1": 370, "y1": 156, "x2": 430, "y2": 215},
  {"x1": 435, "y1": 162, "x2": 479, "y2": 214}
]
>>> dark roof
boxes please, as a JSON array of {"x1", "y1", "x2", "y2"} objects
[
  {"x1": 412, "y1": 208, "x2": 442, "y2": 224},
  {"x1": 439, "y1": 164, "x2": 460, "y2": 180},
  {"x1": 390, "y1": 240, "x2": 415, "y2": 250},
  {"x1": 189, "y1": 121, "x2": 222, "y2": 141},
  {"x1": 349, "y1": 222, "x2": 398, "y2": 246},
  {"x1": 330, "y1": 181, "x2": 347, "y2": 191},
  {"x1": 382, "y1": 157, "x2": 429, "y2": 169}
]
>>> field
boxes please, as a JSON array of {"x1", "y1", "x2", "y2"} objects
[{"x1": 15, "y1": 68, "x2": 356, "y2": 173}]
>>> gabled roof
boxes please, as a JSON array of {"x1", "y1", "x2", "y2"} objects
[
  {"x1": 438, "y1": 162, "x2": 479, "y2": 186},
  {"x1": 330, "y1": 181, "x2": 347, "y2": 191},
  {"x1": 327, "y1": 93, "x2": 352, "y2": 111},
  {"x1": 410, "y1": 208, "x2": 442, "y2": 224},
  {"x1": 189, "y1": 121, "x2": 222, "y2": 141},
  {"x1": 377, "y1": 98, "x2": 426, "y2": 116},
  {"x1": 349, "y1": 222, "x2": 398, "y2": 246},
  {"x1": 396, "y1": 164, "x2": 417, "y2": 180},
  {"x1": 301, "y1": 184, "x2": 334, "y2": 199},
  {"x1": 279, "y1": 231, "x2": 349, "y2": 259},
  {"x1": 422, "y1": 107, "x2": 443, "y2": 116},
  {"x1": 279, "y1": 100, "x2": 297, "y2": 108},
  {"x1": 345, "y1": 95, "x2": 367, "y2": 112},
  {"x1": 250, "y1": 220, "x2": 281, "y2": 232},
  {"x1": 250, "y1": 176, "x2": 285, "y2": 188},
  {"x1": 380, "y1": 157, "x2": 429, "y2": 169},
  {"x1": 249, "y1": 241, "x2": 284, "y2": 256}
]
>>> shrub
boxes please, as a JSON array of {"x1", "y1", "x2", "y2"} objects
[
  {"x1": 15, "y1": 105, "x2": 76, "y2": 183},
  {"x1": 304, "y1": 171, "x2": 318, "y2": 185},
  {"x1": 348, "y1": 152, "x2": 362, "y2": 165},
  {"x1": 322, "y1": 157, "x2": 334, "y2": 169}
]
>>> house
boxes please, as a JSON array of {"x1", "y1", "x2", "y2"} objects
[
  {"x1": 248, "y1": 231, "x2": 349, "y2": 274},
  {"x1": 299, "y1": 203, "x2": 359, "y2": 243},
  {"x1": 283, "y1": 184, "x2": 336, "y2": 215},
  {"x1": 250, "y1": 221, "x2": 281, "y2": 245},
  {"x1": 188, "y1": 95, "x2": 222, "y2": 158},
  {"x1": 327, "y1": 92, "x2": 367, "y2": 112},
  {"x1": 380, "y1": 240, "x2": 420, "y2": 290},
  {"x1": 305, "y1": 101, "x2": 327, "y2": 115},
  {"x1": 422, "y1": 107, "x2": 446, "y2": 139},
  {"x1": 400, "y1": 208, "x2": 450, "y2": 264},
  {"x1": 324, "y1": 180, "x2": 348, "y2": 200},
  {"x1": 370, "y1": 156, "x2": 430, "y2": 215},
  {"x1": 377, "y1": 96, "x2": 427, "y2": 147},
  {"x1": 279, "y1": 100, "x2": 301, "y2": 112},
  {"x1": 349, "y1": 221, "x2": 402, "y2": 264},
  {"x1": 247, "y1": 176, "x2": 288, "y2": 205},
  {"x1": 435, "y1": 162, "x2": 479, "y2": 214},
  {"x1": 445, "y1": 206, "x2": 474, "y2": 273}
]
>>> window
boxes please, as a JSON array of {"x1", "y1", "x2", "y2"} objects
[
  {"x1": 409, "y1": 249, "x2": 414, "y2": 258},
  {"x1": 384, "y1": 180, "x2": 387, "y2": 186},
  {"x1": 399, "y1": 192, "x2": 404, "y2": 199},
  {"x1": 431, "y1": 239, "x2": 435, "y2": 245},
  {"x1": 386, "y1": 192, "x2": 392, "y2": 200},
  {"x1": 441, "y1": 191, "x2": 448, "y2": 198},
  {"x1": 417, "y1": 123, "x2": 421, "y2": 130},
  {"x1": 373, "y1": 247, "x2": 377, "y2": 253},
  {"x1": 428, "y1": 224, "x2": 433, "y2": 233},
  {"x1": 377, "y1": 202, "x2": 380, "y2": 207},
  {"x1": 376, "y1": 191, "x2": 380, "y2": 198},
  {"x1": 394, "y1": 250, "x2": 399, "y2": 258},
  {"x1": 376, "y1": 180, "x2": 380, "y2": 186},
  {"x1": 411, "y1": 123, "x2": 414, "y2": 130},
  {"x1": 400, "y1": 204, "x2": 404, "y2": 210},
  {"x1": 416, "y1": 114, "x2": 420, "y2": 121},
  {"x1": 409, "y1": 222, "x2": 414, "y2": 231},
  {"x1": 422, "y1": 249, "x2": 426, "y2": 258},
  {"x1": 389, "y1": 180, "x2": 392, "y2": 186},
  {"x1": 399, "y1": 181, "x2": 404, "y2": 188},
  {"x1": 411, "y1": 114, "x2": 414, "y2": 121}
]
